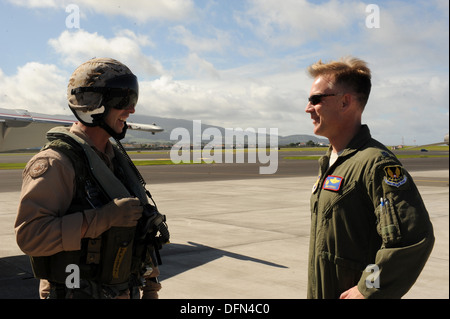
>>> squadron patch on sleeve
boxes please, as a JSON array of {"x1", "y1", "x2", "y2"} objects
[
  {"x1": 29, "y1": 158, "x2": 49, "y2": 178},
  {"x1": 383, "y1": 165, "x2": 407, "y2": 187}
]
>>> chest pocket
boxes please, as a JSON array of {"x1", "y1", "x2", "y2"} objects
[{"x1": 321, "y1": 180, "x2": 358, "y2": 219}]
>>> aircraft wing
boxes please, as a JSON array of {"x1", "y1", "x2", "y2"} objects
[{"x1": 0, "y1": 107, "x2": 163, "y2": 152}]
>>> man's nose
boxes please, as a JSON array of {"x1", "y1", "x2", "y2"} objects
[
  {"x1": 305, "y1": 102, "x2": 314, "y2": 113},
  {"x1": 125, "y1": 104, "x2": 136, "y2": 113}
]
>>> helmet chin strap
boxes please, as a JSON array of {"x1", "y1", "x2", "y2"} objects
[
  {"x1": 89, "y1": 105, "x2": 128, "y2": 140},
  {"x1": 97, "y1": 118, "x2": 128, "y2": 140}
]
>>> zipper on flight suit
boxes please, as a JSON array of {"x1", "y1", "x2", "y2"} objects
[{"x1": 309, "y1": 153, "x2": 340, "y2": 297}]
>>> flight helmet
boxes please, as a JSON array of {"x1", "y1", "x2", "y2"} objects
[{"x1": 67, "y1": 57, "x2": 139, "y2": 139}]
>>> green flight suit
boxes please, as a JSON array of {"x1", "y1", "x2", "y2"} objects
[{"x1": 307, "y1": 125, "x2": 434, "y2": 299}]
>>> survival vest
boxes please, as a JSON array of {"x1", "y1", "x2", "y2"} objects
[{"x1": 29, "y1": 127, "x2": 151, "y2": 290}]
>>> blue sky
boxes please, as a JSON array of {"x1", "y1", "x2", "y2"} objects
[{"x1": 0, "y1": 0, "x2": 448, "y2": 145}]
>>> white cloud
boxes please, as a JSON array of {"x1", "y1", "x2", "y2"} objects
[
  {"x1": 185, "y1": 53, "x2": 221, "y2": 79},
  {"x1": 171, "y1": 25, "x2": 231, "y2": 53},
  {"x1": 137, "y1": 67, "x2": 311, "y2": 136},
  {"x1": 232, "y1": 0, "x2": 448, "y2": 144},
  {"x1": 0, "y1": 62, "x2": 68, "y2": 114},
  {"x1": 8, "y1": 0, "x2": 196, "y2": 22},
  {"x1": 236, "y1": 0, "x2": 363, "y2": 47},
  {"x1": 48, "y1": 29, "x2": 165, "y2": 77},
  {"x1": 80, "y1": 0, "x2": 196, "y2": 23},
  {"x1": 3, "y1": 0, "x2": 448, "y2": 145},
  {"x1": 7, "y1": 0, "x2": 59, "y2": 8},
  {"x1": 359, "y1": 2, "x2": 449, "y2": 68},
  {"x1": 363, "y1": 72, "x2": 449, "y2": 145}
]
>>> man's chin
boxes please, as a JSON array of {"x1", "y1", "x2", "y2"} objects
[
  {"x1": 116, "y1": 121, "x2": 126, "y2": 131},
  {"x1": 313, "y1": 126, "x2": 322, "y2": 136}
]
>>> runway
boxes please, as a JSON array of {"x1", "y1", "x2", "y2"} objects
[
  {"x1": 0, "y1": 150, "x2": 448, "y2": 300},
  {"x1": 0, "y1": 150, "x2": 448, "y2": 190}
]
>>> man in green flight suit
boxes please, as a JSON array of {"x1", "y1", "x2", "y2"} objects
[{"x1": 304, "y1": 56, "x2": 434, "y2": 299}]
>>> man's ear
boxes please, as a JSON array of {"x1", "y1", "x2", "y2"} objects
[{"x1": 341, "y1": 93, "x2": 353, "y2": 110}]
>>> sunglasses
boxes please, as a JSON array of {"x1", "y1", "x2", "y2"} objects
[
  {"x1": 308, "y1": 94, "x2": 338, "y2": 106},
  {"x1": 71, "y1": 74, "x2": 139, "y2": 110}
]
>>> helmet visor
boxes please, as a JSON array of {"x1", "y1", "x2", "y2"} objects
[
  {"x1": 103, "y1": 74, "x2": 139, "y2": 110},
  {"x1": 71, "y1": 74, "x2": 139, "y2": 110}
]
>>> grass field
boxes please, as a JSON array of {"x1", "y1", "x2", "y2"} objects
[
  {"x1": 0, "y1": 146, "x2": 447, "y2": 170},
  {"x1": 0, "y1": 159, "x2": 212, "y2": 170}
]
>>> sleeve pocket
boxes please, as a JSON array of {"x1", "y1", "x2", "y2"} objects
[{"x1": 375, "y1": 194, "x2": 402, "y2": 247}]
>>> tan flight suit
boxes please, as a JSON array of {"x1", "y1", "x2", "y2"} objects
[
  {"x1": 15, "y1": 123, "x2": 160, "y2": 298},
  {"x1": 308, "y1": 125, "x2": 434, "y2": 299}
]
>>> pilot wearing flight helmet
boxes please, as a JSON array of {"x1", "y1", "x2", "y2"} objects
[{"x1": 15, "y1": 58, "x2": 168, "y2": 299}]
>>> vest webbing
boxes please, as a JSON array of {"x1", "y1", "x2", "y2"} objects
[{"x1": 29, "y1": 126, "x2": 148, "y2": 288}]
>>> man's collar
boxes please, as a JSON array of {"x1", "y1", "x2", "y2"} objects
[
  {"x1": 340, "y1": 125, "x2": 372, "y2": 157},
  {"x1": 70, "y1": 123, "x2": 114, "y2": 158},
  {"x1": 325, "y1": 125, "x2": 371, "y2": 158}
]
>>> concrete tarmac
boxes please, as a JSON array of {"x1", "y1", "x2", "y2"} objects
[{"x1": 0, "y1": 167, "x2": 448, "y2": 299}]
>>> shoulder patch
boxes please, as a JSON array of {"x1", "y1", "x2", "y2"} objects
[
  {"x1": 383, "y1": 165, "x2": 407, "y2": 187},
  {"x1": 28, "y1": 158, "x2": 49, "y2": 178}
]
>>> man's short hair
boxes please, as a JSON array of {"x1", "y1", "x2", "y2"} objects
[{"x1": 308, "y1": 56, "x2": 372, "y2": 109}]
